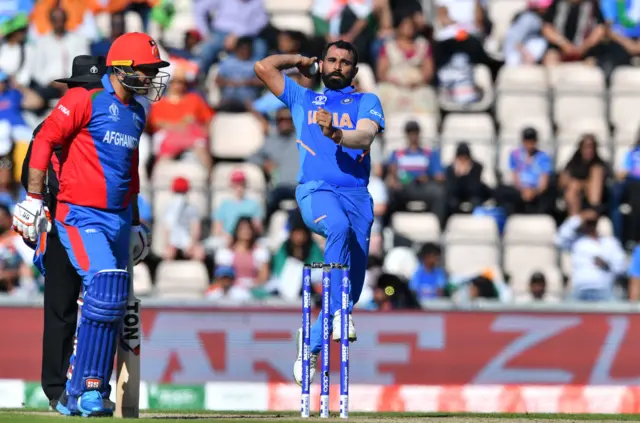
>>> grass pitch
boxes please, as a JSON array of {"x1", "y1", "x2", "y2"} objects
[{"x1": 1, "y1": 410, "x2": 640, "y2": 423}]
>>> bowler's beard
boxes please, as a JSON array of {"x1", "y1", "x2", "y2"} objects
[{"x1": 322, "y1": 71, "x2": 352, "y2": 90}]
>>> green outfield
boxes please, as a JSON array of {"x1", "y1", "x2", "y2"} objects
[{"x1": 0, "y1": 410, "x2": 640, "y2": 423}]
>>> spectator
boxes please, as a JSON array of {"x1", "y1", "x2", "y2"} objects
[
  {"x1": 527, "y1": 271, "x2": 547, "y2": 301},
  {"x1": 28, "y1": 8, "x2": 90, "y2": 111},
  {"x1": 312, "y1": 0, "x2": 376, "y2": 64},
  {"x1": 270, "y1": 216, "x2": 324, "y2": 299},
  {"x1": 628, "y1": 243, "x2": 640, "y2": 300},
  {"x1": 447, "y1": 267, "x2": 513, "y2": 302},
  {"x1": 0, "y1": 14, "x2": 33, "y2": 88},
  {"x1": 249, "y1": 107, "x2": 300, "y2": 223},
  {"x1": 432, "y1": 3, "x2": 502, "y2": 105},
  {"x1": 560, "y1": 134, "x2": 606, "y2": 216},
  {"x1": 365, "y1": 272, "x2": 422, "y2": 310},
  {"x1": 389, "y1": 0, "x2": 430, "y2": 38},
  {"x1": 90, "y1": 12, "x2": 126, "y2": 57},
  {"x1": 195, "y1": 0, "x2": 274, "y2": 74},
  {"x1": 556, "y1": 207, "x2": 626, "y2": 301},
  {"x1": 162, "y1": 177, "x2": 206, "y2": 262},
  {"x1": 212, "y1": 170, "x2": 264, "y2": 238},
  {"x1": 595, "y1": 0, "x2": 637, "y2": 72},
  {"x1": 409, "y1": 243, "x2": 447, "y2": 300},
  {"x1": 206, "y1": 266, "x2": 252, "y2": 302},
  {"x1": 617, "y1": 132, "x2": 640, "y2": 243},
  {"x1": 368, "y1": 173, "x2": 388, "y2": 256},
  {"x1": 369, "y1": 0, "x2": 395, "y2": 63},
  {"x1": 276, "y1": 30, "x2": 306, "y2": 55},
  {"x1": 98, "y1": 0, "x2": 157, "y2": 30},
  {"x1": 30, "y1": 0, "x2": 100, "y2": 41},
  {"x1": 515, "y1": 271, "x2": 560, "y2": 303},
  {"x1": 445, "y1": 141, "x2": 490, "y2": 214},
  {"x1": 385, "y1": 120, "x2": 447, "y2": 226},
  {"x1": 0, "y1": 155, "x2": 24, "y2": 210},
  {"x1": 0, "y1": 70, "x2": 31, "y2": 135},
  {"x1": 0, "y1": 204, "x2": 30, "y2": 293},
  {"x1": 469, "y1": 274, "x2": 500, "y2": 300},
  {"x1": 435, "y1": 0, "x2": 490, "y2": 38},
  {"x1": 432, "y1": 35, "x2": 487, "y2": 105},
  {"x1": 215, "y1": 217, "x2": 270, "y2": 289},
  {"x1": 502, "y1": 0, "x2": 552, "y2": 65},
  {"x1": 541, "y1": 0, "x2": 606, "y2": 65},
  {"x1": 216, "y1": 37, "x2": 264, "y2": 112},
  {"x1": 496, "y1": 127, "x2": 553, "y2": 215},
  {"x1": 248, "y1": 38, "x2": 317, "y2": 116},
  {"x1": 0, "y1": 70, "x2": 33, "y2": 178},
  {"x1": 148, "y1": 65, "x2": 213, "y2": 172},
  {"x1": 167, "y1": 30, "x2": 204, "y2": 62},
  {"x1": 376, "y1": 12, "x2": 436, "y2": 114}
]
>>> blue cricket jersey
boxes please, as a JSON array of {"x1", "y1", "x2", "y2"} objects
[
  {"x1": 629, "y1": 246, "x2": 640, "y2": 278},
  {"x1": 278, "y1": 76, "x2": 385, "y2": 188},
  {"x1": 622, "y1": 147, "x2": 640, "y2": 180}
]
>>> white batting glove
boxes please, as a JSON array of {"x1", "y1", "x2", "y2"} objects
[
  {"x1": 131, "y1": 224, "x2": 151, "y2": 265},
  {"x1": 12, "y1": 195, "x2": 52, "y2": 243}
]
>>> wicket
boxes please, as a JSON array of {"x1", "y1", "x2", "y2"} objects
[{"x1": 301, "y1": 262, "x2": 350, "y2": 419}]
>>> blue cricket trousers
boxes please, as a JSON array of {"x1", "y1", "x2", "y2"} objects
[{"x1": 296, "y1": 181, "x2": 373, "y2": 354}]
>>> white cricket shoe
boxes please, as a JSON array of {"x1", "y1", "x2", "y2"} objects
[
  {"x1": 332, "y1": 311, "x2": 357, "y2": 342},
  {"x1": 293, "y1": 328, "x2": 317, "y2": 386}
]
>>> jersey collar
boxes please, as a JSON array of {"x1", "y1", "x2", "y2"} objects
[{"x1": 324, "y1": 85, "x2": 355, "y2": 96}]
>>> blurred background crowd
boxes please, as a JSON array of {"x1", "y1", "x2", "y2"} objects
[{"x1": 0, "y1": 0, "x2": 639, "y2": 309}]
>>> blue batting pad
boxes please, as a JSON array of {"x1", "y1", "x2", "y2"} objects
[{"x1": 66, "y1": 269, "x2": 129, "y2": 397}]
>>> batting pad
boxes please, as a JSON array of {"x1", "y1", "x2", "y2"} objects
[{"x1": 66, "y1": 269, "x2": 129, "y2": 397}]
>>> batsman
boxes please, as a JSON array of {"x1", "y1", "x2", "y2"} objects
[
  {"x1": 255, "y1": 40, "x2": 385, "y2": 385},
  {"x1": 13, "y1": 32, "x2": 169, "y2": 417}
]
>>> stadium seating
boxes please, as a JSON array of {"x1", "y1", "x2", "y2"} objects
[
  {"x1": 444, "y1": 214, "x2": 500, "y2": 275},
  {"x1": 210, "y1": 113, "x2": 264, "y2": 158},
  {"x1": 264, "y1": 0, "x2": 312, "y2": 12},
  {"x1": 212, "y1": 163, "x2": 267, "y2": 193},
  {"x1": 383, "y1": 247, "x2": 419, "y2": 281},
  {"x1": 391, "y1": 212, "x2": 440, "y2": 244},
  {"x1": 487, "y1": 0, "x2": 528, "y2": 47},
  {"x1": 16, "y1": 0, "x2": 640, "y2": 304},
  {"x1": 267, "y1": 210, "x2": 289, "y2": 251},
  {"x1": 133, "y1": 263, "x2": 153, "y2": 297},
  {"x1": 503, "y1": 215, "x2": 557, "y2": 276},
  {"x1": 496, "y1": 65, "x2": 548, "y2": 94},
  {"x1": 355, "y1": 63, "x2": 377, "y2": 94},
  {"x1": 155, "y1": 261, "x2": 210, "y2": 299},
  {"x1": 152, "y1": 160, "x2": 209, "y2": 191},
  {"x1": 383, "y1": 112, "x2": 438, "y2": 156},
  {"x1": 270, "y1": 13, "x2": 314, "y2": 35},
  {"x1": 610, "y1": 67, "x2": 640, "y2": 134}
]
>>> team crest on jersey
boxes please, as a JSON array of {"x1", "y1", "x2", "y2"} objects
[
  {"x1": 109, "y1": 103, "x2": 120, "y2": 122},
  {"x1": 341, "y1": 98, "x2": 353, "y2": 104},
  {"x1": 312, "y1": 95, "x2": 327, "y2": 106}
]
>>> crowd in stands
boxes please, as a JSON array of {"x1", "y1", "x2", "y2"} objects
[{"x1": 1, "y1": 0, "x2": 640, "y2": 307}]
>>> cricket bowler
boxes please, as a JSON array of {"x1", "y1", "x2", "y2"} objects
[
  {"x1": 254, "y1": 40, "x2": 385, "y2": 385},
  {"x1": 13, "y1": 32, "x2": 168, "y2": 417}
]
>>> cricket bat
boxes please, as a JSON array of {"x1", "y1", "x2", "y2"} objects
[{"x1": 115, "y1": 246, "x2": 141, "y2": 418}]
